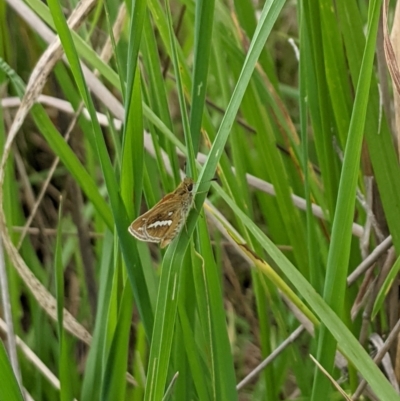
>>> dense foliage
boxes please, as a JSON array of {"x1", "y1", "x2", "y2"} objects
[{"x1": 1, "y1": 0, "x2": 400, "y2": 400}]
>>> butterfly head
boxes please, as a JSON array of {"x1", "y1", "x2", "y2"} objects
[{"x1": 175, "y1": 177, "x2": 194, "y2": 195}]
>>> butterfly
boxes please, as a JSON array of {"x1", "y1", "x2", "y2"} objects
[{"x1": 128, "y1": 177, "x2": 195, "y2": 248}]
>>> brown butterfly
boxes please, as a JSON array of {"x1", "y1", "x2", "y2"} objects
[{"x1": 128, "y1": 177, "x2": 195, "y2": 248}]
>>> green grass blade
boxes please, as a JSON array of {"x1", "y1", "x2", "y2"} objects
[
  {"x1": 46, "y1": 0, "x2": 154, "y2": 336},
  {"x1": 177, "y1": 296, "x2": 211, "y2": 400},
  {"x1": 299, "y1": 7, "x2": 320, "y2": 290},
  {"x1": 194, "y1": 225, "x2": 237, "y2": 400},
  {"x1": 189, "y1": 0, "x2": 215, "y2": 153},
  {"x1": 195, "y1": 0, "x2": 285, "y2": 189},
  {"x1": 143, "y1": 243, "x2": 190, "y2": 401},
  {"x1": 81, "y1": 231, "x2": 114, "y2": 401},
  {"x1": 142, "y1": 12, "x2": 180, "y2": 185},
  {"x1": 165, "y1": 0, "x2": 195, "y2": 177},
  {"x1": 144, "y1": 2, "x2": 285, "y2": 400},
  {"x1": 213, "y1": 182, "x2": 400, "y2": 401},
  {"x1": 121, "y1": 66, "x2": 143, "y2": 216},
  {"x1": 319, "y1": 0, "x2": 352, "y2": 145},
  {"x1": 302, "y1": 2, "x2": 339, "y2": 217},
  {"x1": 0, "y1": 341, "x2": 24, "y2": 401},
  {"x1": 336, "y1": 1, "x2": 400, "y2": 255},
  {"x1": 311, "y1": 0, "x2": 382, "y2": 398},
  {"x1": 101, "y1": 282, "x2": 133, "y2": 401},
  {"x1": 121, "y1": 0, "x2": 146, "y2": 214},
  {"x1": 55, "y1": 202, "x2": 74, "y2": 401}
]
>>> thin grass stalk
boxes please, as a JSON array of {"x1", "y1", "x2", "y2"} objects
[{"x1": 311, "y1": 0, "x2": 382, "y2": 397}]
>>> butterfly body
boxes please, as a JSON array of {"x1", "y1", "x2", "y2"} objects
[{"x1": 128, "y1": 177, "x2": 194, "y2": 248}]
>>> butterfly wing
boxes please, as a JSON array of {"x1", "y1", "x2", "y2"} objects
[
  {"x1": 128, "y1": 178, "x2": 194, "y2": 247},
  {"x1": 128, "y1": 195, "x2": 182, "y2": 244},
  {"x1": 145, "y1": 204, "x2": 184, "y2": 246}
]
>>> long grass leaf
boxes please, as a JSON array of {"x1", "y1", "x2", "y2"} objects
[
  {"x1": 311, "y1": 1, "x2": 382, "y2": 397},
  {"x1": 46, "y1": 0, "x2": 154, "y2": 335},
  {"x1": 0, "y1": 341, "x2": 24, "y2": 401}
]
